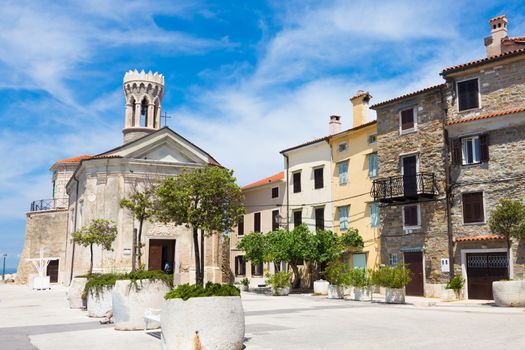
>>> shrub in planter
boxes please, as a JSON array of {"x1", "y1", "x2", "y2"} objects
[
  {"x1": 112, "y1": 270, "x2": 173, "y2": 330},
  {"x1": 239, "y1": 278, "x2": 249, "y2": 292},
  {"x1": 493, "y1": 280, "x2": 525, "y2": 307},
  {"x1": 441, "y1": 275, "x2": 464, "y2": 301},
  {"x1": 349, "y1": 268, "x2": 372, "y2": 301},
  {"x1": 324, "y1": 261, "x2": 350, "y2": 299},
  {"x1": 161, "y1": 282, "x2": 244, "y2": 350},
  {"x1": 371, "y1": 264, "x2": 412, "y2": 304},
  {"x1": 265, "y1": 271, "x2": 292, "y2": 296},
  {"x1": 85, "y1": 273, "x2": 121, "y2": 317}
]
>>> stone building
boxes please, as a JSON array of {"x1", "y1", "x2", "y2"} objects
[{"x1": 18, "y1": 70, "x2": 227, "y2": 286}]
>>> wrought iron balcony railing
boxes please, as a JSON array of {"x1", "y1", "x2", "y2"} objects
[
  {"x1": 371, "y1": 173, "x2": 438, "y2": 203},
  {"x1": 29, "y1": 198, "x2": 69, "y2": 212}
]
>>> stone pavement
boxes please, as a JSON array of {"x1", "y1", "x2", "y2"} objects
[{"x1": 1, "y1": 284, "x2": 524, "y2": 349}]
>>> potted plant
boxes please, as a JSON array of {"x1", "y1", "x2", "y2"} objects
[
  {"x1": 372, "y1": 264, "x2": 412, "y2": 304},
  {"x1": 349, "y1": 268, "x2": 372, "y2": 301},
  {"x1": 112, "y1": 270, "x2": 173, "y2": 330},
  {"x1": 161, "y1": 282, "x2": 244, "y2": 350},
  {"x1": 265, "y1": 271, "x2": 292, "y2": 296},
  {"x1": 68, "y1": 219, "x2": 117, "y2": 309},
  {"x1": 324, "y1": 261, "x2": 349, "y2": 299},
  {"x1": 84, "y1": 273, "x2": 120, "y2": 317},
  {"x1": 441, "y1": 275, "x2": 464, "y2": 301},
  {"x1": 239, "y1": 278, "x2": 250, "y2": 292}
]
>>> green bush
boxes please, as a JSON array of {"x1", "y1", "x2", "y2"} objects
[
  {"x1": 123, "y1": 269, "x2": 174, "y2": 290},
  {"x1": 445, "y1": 275, "x2": 464, "y2": 291},
  {"x1": 371, "y1": 264, "x2": 412, "y2": 289},
  {"x1": 348, "y1": 268, "x2": 371, "y2": 288},
  {"x1": 164, "y1": 282, "x2": 240, "y2": 301},
  {"x1": 265, "y1": 271, "x2": 292, "y2": 289},
  {"x1": 240, "y1": 278, "x2": 249, "y2": 287},
  {"x1": 324, "y1": 261, "x2": 350, "y2": 286},
  {"x1": 83, "y1": 273, "x2": 122, "y2": 299}
]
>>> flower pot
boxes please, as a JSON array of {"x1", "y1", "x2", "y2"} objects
[
  {"x1": 353, "y1": 287, "x2": 371, "y2": 301},
  {"x1": 272, "y1": 287, "x2": 290, "y2": 296},
  {"x1": 161, "y1": 296, "x2": 244, "y2": 350},
  {"x1": 440, "y1": 289, "x2": 461, "y2": 302},
  {"x1": 87, "y1": 287, "x2": 113, "y2": 317},
  {"x1": 493, "y1": 280, "x2": 525, "y2": 307},
  {"x1": 385, "y1": 288, "x2": 405, "y2": 304},
  {"x1": 112, "y1": 279, "x2": 171, "y2": 330},
  {"x1": 240, "y1": 285, "x2": 249, "y2": 292},
  {"x1": 313, "y1": 280, "x2": 329, "y2": 295},
  {"x1": 68, "y1": 277, "x2": 87, "y2": 309},
  {"x1": 327, "y1": 285, "x2": 345, "y2": 299}
]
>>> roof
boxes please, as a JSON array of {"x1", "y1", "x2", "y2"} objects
[
  {"x1": 280, "y1": 136, "x2": 329, "y2": 154},
  {"x1": 330, "y1": 120, "x2": 377, "y2": 138},
  {"x1": 241, "y1": 172, "x2": 284, "y2": 190},
  {"x1": 455, "y1": 235, "x2": 505, "y2": 242},
  {"x1": 447, "y1": 107, "x2": 525, "y2": 125},
  {"x1": 441, "y1": 48, "x2": 525, "y2": 75},
  {"x1": 489, "y1": 15, "x2": 507, "y2": 23},
  {"x1": 55, "y1": 155, "x2": 93, "y2": 164},
  {"x1": 370, "y1": 84, "x2": 445, "y2": 109}
]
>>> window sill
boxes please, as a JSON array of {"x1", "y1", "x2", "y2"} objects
[
  {"x1": 462, "y1": 221, "x2": 486, "y2": 226},
  {"x1": 457, "y1": 107, "x2": 481, "y2": 114},
  {"x1": 400, "y1": 128, "x2": 417, "y2": 136},
  {"x1": 403, "y1": 226, "x2": 421, "y2": 230},
  {"x1": 460, "y1": 161, "x2": 485, "y2": 167}
]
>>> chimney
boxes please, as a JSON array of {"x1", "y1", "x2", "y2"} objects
[
  {"x1": 329, "y1": 115, "x2": 342, "y2": 135},
  {"x1": 484, "y1": 15, "x2": 508, "y2": 57},
  {"x1": 350, "y1": 90, "x2": 372, "y2": 128}
]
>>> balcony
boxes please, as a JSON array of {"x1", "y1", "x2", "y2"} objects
[
  {"x1": 29, "y1": 198, "x2": 68, "y2": 212},
  {"x1": 371, "y1": 173, "x2": 438, "y2": 203}
]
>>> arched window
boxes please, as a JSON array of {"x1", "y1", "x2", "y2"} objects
[{"x1": 140, "y1": 98, "x2": 149, "y2": 127}]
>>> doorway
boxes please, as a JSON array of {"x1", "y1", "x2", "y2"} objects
[
  {"x1": 401, "y1": 155, "x2": 418, "y2": 197},
  {"x1": 47, "y1": 260, "x2": 59, "y2": 283},
  {"x1": 404, "y1": 251, "x2": 424, "y2": 296},
  {"x1": 466, "y1": 252, "x2": 508, "y2": 300},
  {"x1": 148, "y1": 239, "x2": 176, "y2": 273}
]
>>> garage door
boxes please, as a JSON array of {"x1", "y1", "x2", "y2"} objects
[{"x1": 466, "y1": 252, "x2": 508, "y2": 300}]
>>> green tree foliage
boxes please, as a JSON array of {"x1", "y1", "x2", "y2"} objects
[
  {"x1": 489, "y1": 199, "x2": 525, "y2": 270},
  {"x1": 324, "y1": 260, "x2": 350, "y2": 286},
  {"x1": 371, "y1": 264, "x2": 412, "y2": 289},
  {"x1": 72, "y1": 219, "x2": 117, "y2": 274},
  {"x1": 165, "y1": 282, "x2": 240, "y2": 301},
  {"x1": 156, "y1": 166, "x2": 245, "y2": 285},
  {"x1": 236, "y1": 231, "x2": 267, "y2": 265}
]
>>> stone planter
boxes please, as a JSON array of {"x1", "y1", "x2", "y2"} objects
[
  {"x1": 440, "y1": 289, "x2": 461, "y2": 302},
  {"x1": 112, "y1": 279, "x2": 171, "y2": 330},
  {"x1": 161, "y1": 296, "x2": 244, "y2": 350},
  {"x1": 87, "y1": 287, "x2": 113, "y2": 318},
  {"x1": 327, "y1": 284, "x2": 345, "y2": 299},
  {"x1": 493, "y1": 280, "x2": 525, "y2": 307},
  {"x1": 313, "y1": 280, "x2": 329, "y2": 295},
  {"x1": 68, "y1": 277, "x2": 87, "y2": 309},
  {"x1": 385, "y1": 288, "x2": 405, "y2": 304},
  {"x1": 272, "y1": 287, "x2": 290, "y2": 296},
  {"x1": 240, "y1": 285, "x2": 249, "y2": 292},
  {"x1": 354, "y1": 287, "x2": 371, "y2": 301}
]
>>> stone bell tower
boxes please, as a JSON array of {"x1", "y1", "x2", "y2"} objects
[{"x1": 122, "y1": 70, "x2": 165, "y2": 143}]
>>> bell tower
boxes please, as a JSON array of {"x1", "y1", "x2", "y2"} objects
[{"x1": 122, "y1": 69, "x2": 165, "y2": 143}]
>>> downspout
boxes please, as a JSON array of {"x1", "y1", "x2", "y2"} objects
[
  {"x1": 69, "y1": 171, "x2": 80, "y2": 283},
  {"x1": 283, "y1": 153, "x2": 290, "y2": 231}
]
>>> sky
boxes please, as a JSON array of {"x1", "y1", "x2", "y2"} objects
[{"x1": 0, "y1": 0, "x2": 524, "y2": 269}]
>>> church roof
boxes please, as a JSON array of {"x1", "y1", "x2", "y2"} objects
[{"x1": 55, "y1": 155, "x2": 93, "y2": 164}]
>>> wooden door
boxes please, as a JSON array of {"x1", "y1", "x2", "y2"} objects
[
  {"x1": 467, "y1": 252, "x2": 508, "y2": 300},
  {"x1": 404, "y1": 252, "x2": 424, "y2": 296},
  {"x1": 46, "y1": 260, "x2": 59, "y2": 283},
  {"x1": 402, "y1": 155, "x2": 418, "y2": 197},
  {"x1": 148, "y1": 240, "x2": 163, "y2": 271}
]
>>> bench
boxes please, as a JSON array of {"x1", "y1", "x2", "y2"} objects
[{"x1": 144, "y1": 308, "x2": 161, "y2": 331}]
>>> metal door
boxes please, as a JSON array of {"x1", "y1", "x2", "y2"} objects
[{"x1": 466, "y1": 252, "x2": 508, "y2": 300}]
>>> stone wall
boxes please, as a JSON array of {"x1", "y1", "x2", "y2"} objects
[{"x1": 16, "y1": 210, "x2": 68, "y2": 284}]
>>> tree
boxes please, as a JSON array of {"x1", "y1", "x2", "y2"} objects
[
  {"x1": 120, "y1": 183, "x2": 156, "y2": 271},
  {"x1": 72, "y1": 219, "x2": 118, "y2": 274},
  {"x1": 156, "y1": 166, "x2": 244, "y2": 285},
  {"x1": 236, "y1": 231, "x2": 267, "y2": 265},
  {"x1": 488, "y1": 199, "x2": 525, "y2": 272}
]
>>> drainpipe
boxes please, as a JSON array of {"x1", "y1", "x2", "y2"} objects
[
  {"x1": 69, "y1": 172, "x2": 80, "y2": 283},
  {"x1": 283, "y1": 153, "x2": 290, "y2": 231}
]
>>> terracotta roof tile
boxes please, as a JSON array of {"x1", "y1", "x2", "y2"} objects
[
  {"x1": 489, "y1": 15, "x2": 507, "y2": 23},
  {"x1": 280, "y1": 136, "x2": 329, "y2": 154},
  {"x1": 241, "y1": 172, "x2": 284, "y2": 190},
  {"x1": 447, "y1": 107, "x2": 525, "y2": 125},
  {"x1": 455, "y1": 235, "x2": 505, "y2": 242},
  {"x1": 442, "y1": 48, "x2": 525, "y2": 75},
  {"x1": 55, "y1": 155, "x2": 93, "y2": 164},
  {"x1": 370, "y1": 84, "x2": 445, "y2": 109}
]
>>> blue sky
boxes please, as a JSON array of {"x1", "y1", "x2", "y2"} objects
[{"x1": 0, "y1": 0, "x2": 524, "y2": 269}]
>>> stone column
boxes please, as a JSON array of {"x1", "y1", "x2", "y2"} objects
[
  {"x1": 125, "y1": 104, "x2": 133, "y2": 128},
  {"x1": 155, "y1": 105, "x2": 161, "y2": 128},
  {"x1": 134, "y1": 103, "x2": 142, "y2": 127},
  {"x1": 147, "y1": 104, "x2": 155, "y2": 128}
]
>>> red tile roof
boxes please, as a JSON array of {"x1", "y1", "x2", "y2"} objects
[
  {"x1": 241, "y1": 172, "x2": 284, "y2": 190},
  {"x1": 370, "y1": 84, "x2": 445, "y2": 109},
  {"x1": 447, "y1": 107, "x2": 525, "y2": 125},
  {"x1": 489, "y1": 15, "x2": 507, "y2": 23},
  {"x1": 280, "y1": 136, "x2": 329, "y2": 154},
  {"x1": 455, "y1": 235, "x2": 505, "y2": 242},
  {"x1": 55, "y1": 155, "x2": 93, "y2": 164},
  {"x1": 442, "y1": 48, "x2": 525, "y2": 75}
]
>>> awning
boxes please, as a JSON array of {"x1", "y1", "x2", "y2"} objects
[{"x1": 400, "y1": 246, "x2": 423, "y2": 253}]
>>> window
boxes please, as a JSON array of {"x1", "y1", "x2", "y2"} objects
[
  {"x1": 272, "y1": 210, "x2": 279, "y2": 231},
  {"x1": 314, "y1": 167, "x2": 324, "y2": 189},
  {"x1": 389, "y1": 253, "x2": 398, "y2": 266},
  {"x1": 453, "y1": 134, "x2": 489, "y2": 165},
  {"x1": 403, "y1": 204, "x2": 420, "y2": 228},
  {"x1": 293, "y1": 210, "x2": 302, "y2": 227},
  {"x1": 368, "y1": 153, "x2": 378, "y2": 178},
  {"x1": 315, "y1": 207, "x2": 325, "y2": 231},
  {"x1": 462, "y1": 136, "x2": 481, "y2": 164},
  {"x1": 271, "y1": 187, "x2": 279, "y2": 198},
  {"x1": 457, "y1": 78, "x2": 479, "y2": 111},
  {"x1": 338, "y1": 206, "x2": 349, "y2": 231},
  {"x1": 368, "y1": 134, "x2": 377, "y2": 144},
  {"x1": 400, "y1": 108, "x2": 416, "y2": 132},
  {"x1": 338, "y1": 142, "x2": 348, "y2": 152},
  {"x1": 293, "y1": 172, "x2": 301, "y2": 193},
  {"x1": 352, "y1": 253, "x2": 367, "y2": 269},
  {"x1": 370, "y1": 203, "x2": 379, "y2": 228},
  {"x1": 338, "y1": 161, "x2": 348, "y2": 185},
  {"x1": 251, "y1": 261, "x2": 264, "y2": 276},
  {"x1": 52, "y1": 180, "x2": 56, "y2": 198},
  {"x1": 234, "y1": 256, "x2": 246, "y2": 276},
  {"x1": 463, "y1": 192, "x2": 484, "y2": 223},
  {"x1": 237, "y1": 217, "x2": 244, "y2": 236},
  {"x1": 254, "y1": 212, "x2": 261, "y2": 232}
]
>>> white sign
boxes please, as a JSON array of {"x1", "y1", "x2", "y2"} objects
[
  {"x1": 441, "y1": 258, "x2": 450, "y2": 272},
  {"x1": 123, "y1": 248, "x2": 132, "y2": 256}
]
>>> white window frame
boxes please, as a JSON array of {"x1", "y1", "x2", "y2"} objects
[
  {"x1": 400, "y1": 153, "x2": 419, "y2": 175},
  {"x1": 338, "y1": 142, "x2": 348, "y2": 153},
  {"x1": 399, "y1": 107, "x2": 417, "y2": 135},
  {"x1": 402, "y1": 203, "x2": 421, "y2": 229},
  {"x1": 461, "y1": 135, "x2": 481, "y2": 165},
  {"x1": 389, "y1": 253, "x2": 398, "y2": 266},
  {"x1": 461, "y1": 191, "x2": 486, "y2": 225},
  {"x1": 456, "y1": 77, "x2": 481, "y2": 112},
  {"x1": 338, "y1": 161, "x2": 348, "y2": 186}
]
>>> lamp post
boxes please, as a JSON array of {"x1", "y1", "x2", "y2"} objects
[{"x1": 2, "y1": 253, "x2": 6, "y2": 281}]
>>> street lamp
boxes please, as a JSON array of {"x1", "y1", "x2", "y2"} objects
[{"x1": 2, "y1": 253, "x2": 6, "y2": 281}]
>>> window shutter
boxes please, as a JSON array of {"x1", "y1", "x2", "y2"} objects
[
  {"x1": 451, "y1": 138, "x2": 462, "y2": 165},
  {"x1": 480, "y1": 134, "x2": 489, "y2": 163}
]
